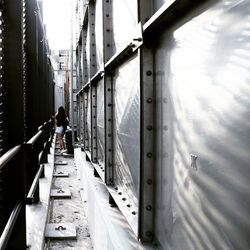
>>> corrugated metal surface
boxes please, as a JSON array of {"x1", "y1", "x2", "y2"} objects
[
  {"x1": 154, "y1": 0, "x2": 250, "y2": 249},
  {"x1": 113, "y1": 55, "x2": 140, "y2": 208}
]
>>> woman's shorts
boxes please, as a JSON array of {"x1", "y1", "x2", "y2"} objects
[{"x1": 55, "y1": 125, "x2": 64, "y2": 134}]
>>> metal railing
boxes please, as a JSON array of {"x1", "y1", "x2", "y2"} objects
[{"x1": 0, "y1": 119, "x2": 54, "y2": 249}]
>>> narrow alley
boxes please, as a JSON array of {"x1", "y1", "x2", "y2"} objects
[{"x1": 0, "y1": 1, "x2": 250, "y2": 249}]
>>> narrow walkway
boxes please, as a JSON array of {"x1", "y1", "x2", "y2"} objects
[{"x1": 44, "y1": 145, "x2": 93, "y2": 250}]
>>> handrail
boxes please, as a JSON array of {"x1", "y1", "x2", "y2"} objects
[
  {"x1": 26, "y1": 164, "x2": 44, "y2": 204},
  {"x1": 0, "y1": 119, "x2": 54, "y2": 248},
  {"x1": 0, "y1": 202, "x2": 22, "y2": 250},
  {"x1": 0, "y1": 145, "x2": 21, "y2": 171},
  {"x1": 26, "y1": 130, "x2": 43, "y2": 146}
]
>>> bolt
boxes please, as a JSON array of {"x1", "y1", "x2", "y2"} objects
[
  {"x1": 147, "y1": 125, "x2": 153, "y2": 131},
  {"x1": 147, "y1": 98, "x2": 153, "y2": 103},
  {"x1": 146, "y1": 152, "x2": 152, "y2": 158},
  {"x1": 146, "y1": 231, "x2": 152, "y2": 237},
  {"x1": 146, "y1": 179, "x2": 153, "y2": 185},
  {"x1": 146, "y1": 70, "x2": 152, "y2": 76}
]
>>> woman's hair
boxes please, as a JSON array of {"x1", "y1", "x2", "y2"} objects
[{"x1": 58, "y1": 106, "x2": 65, "y2": 114}]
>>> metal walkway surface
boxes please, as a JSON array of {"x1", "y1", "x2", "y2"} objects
[{"x1": 44, "y1": 145, "x2": 93, "y2": 250}]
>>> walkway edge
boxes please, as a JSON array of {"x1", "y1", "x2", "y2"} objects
[{"x1": 26, "y1": 135, "x2": 56, "y2": 250}]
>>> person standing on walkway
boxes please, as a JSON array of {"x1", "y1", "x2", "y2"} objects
[{"x1": 55, "y1": 106, "x2": 69, "y2": 152}]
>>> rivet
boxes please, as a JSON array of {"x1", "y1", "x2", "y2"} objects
[
  {"x1": 146, "y1": 70, "x2": 152, "y2": 76},
  {"x1": 146, "y1": 152, "x2": 152, "y2": 158},
  {"x1": 147, "y1": 98, "x2": 153, "y2": 103},
  {"x1": 146, "y1": 205, "x2": 152, "y2": 211},
  {"x1": 163, "y1": 125, "x2": 168, "y2": 131},
  {"x1": 147, "y1": 125, "x2": 153, "y2": 131},
  {"x1": 132, "y1": 211, "x2": 136, "y2": 215},
  {"x1": 122, "y1": 198, "x2": 126, "y2": 201},
  {"x1": 108, "y1": 149, "x2": 112, "y2": 152},
  {"x1": 118, "y1": 192, "x2": 122, "y2": 195},
  {"x1": 107, "y1": 88, "x2": 111, "y2": 92},
  {"x1": 108, "y1": 103, "x2": 112, "y2": 107},
  {"x1": 127, "y1": 204, "x2": 131, "y2": 208},
  {"x1": 146, "y1": 179, "x2": 152, "y2": 185}
]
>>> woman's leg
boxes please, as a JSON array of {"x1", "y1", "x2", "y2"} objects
[{"x1": 57, "y1": 133, "x2": 65, "y2": 150}]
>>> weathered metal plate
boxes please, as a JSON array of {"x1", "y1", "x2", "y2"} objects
[
  {"x1": 53, "y1": 171, "x2": 69, "y2": 177},
  {"x1": 45, "y1": 223, "x2": 76, "y2": 240},
  {"x1": 50, "y1": 189, "x2": 71, "y2": 198}
]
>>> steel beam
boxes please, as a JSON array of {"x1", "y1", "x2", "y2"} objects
[
  {"x1": 138, "y1": 47, "x2": 155, "y2": 242},
  {"x1": 83, "y1": 90, "x2": 89, "y2": 151},
  {"x1": 89, "y1": 1, "x2": 98, "y2": 163},
  {"x1": 103, "y1": 0, "x2": 113, "y2": 185}
]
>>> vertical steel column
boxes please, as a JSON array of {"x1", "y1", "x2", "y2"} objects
[
  {"x1": 103, "y1": 0, "x2": 113, "y2": 184},
  {"x1": 83, "y1": 89, "x2": 89, "y2": 150},
  {"x1": 138, "y1": 0, "x2": 155, "y2": 242},
  {"x1": 79, "y1": 92, "x2": 84, "y2": 145},
  {"x1": 89, "y1": 1, "x2": 98, "y2": 163},
  {"x1": 76, "y1": 94, "x2": 80, "y2": 140}
]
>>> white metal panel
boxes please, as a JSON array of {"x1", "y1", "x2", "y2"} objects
[
  {"x1": 155, "y1": 0, "x2": 250, "y2": 249},
  {"x1": 113, "y1": 55, "x2": 140, "y2": 209},
  {"x1": 97, "y1": 80, "x2": 105, "y2": 165},
  {"x1": 112, "y1": 0, "x2": 138, "y2": 53},
  {"x1": 86, "y1": 26, "x2": 90, "y2": 80},
  {"x1": 95, "y1": 0, "x2": 103, "y2": 70}
]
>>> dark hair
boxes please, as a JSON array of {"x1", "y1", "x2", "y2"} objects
[
  {"x1": 58, "y1": 106, "x2": 65, "y2": 114},
  {"x1": 55, "y1": 106, "x2": 67, "y2": 127}
]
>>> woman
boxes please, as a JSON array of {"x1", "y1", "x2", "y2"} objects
[{"x1": 55, "y1": 106, "x2": 68, "y2": 152}]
